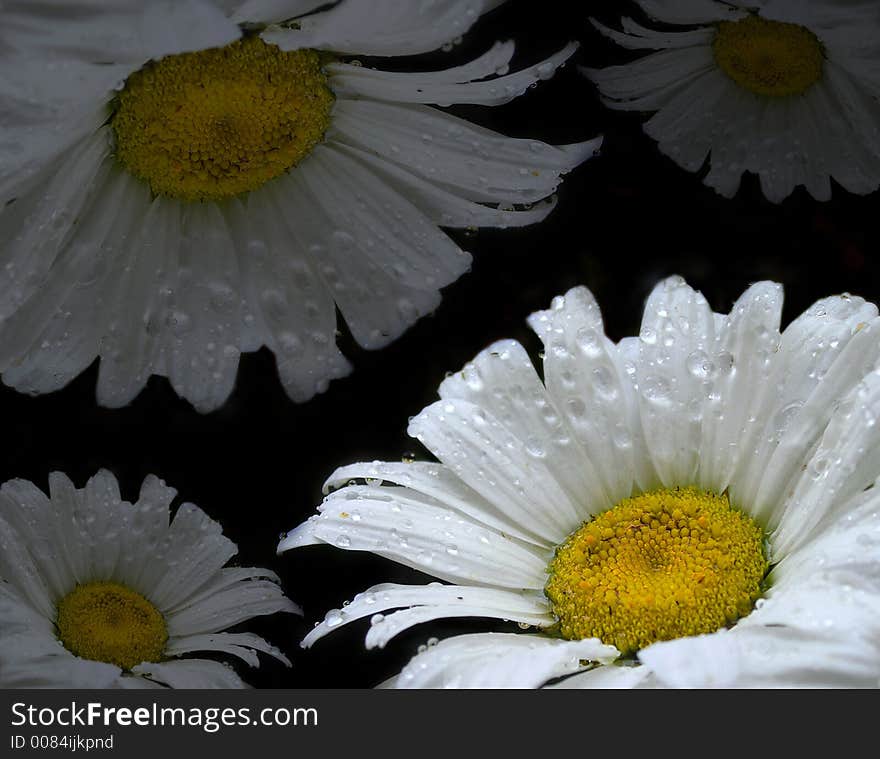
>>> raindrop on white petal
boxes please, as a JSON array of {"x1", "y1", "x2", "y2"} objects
[
  {"x1": 642, "y1": 377, "x2": 672, "y2": 405},
  {"x1": 686, "y1": 350, "x2": 716, "y2": 380}
]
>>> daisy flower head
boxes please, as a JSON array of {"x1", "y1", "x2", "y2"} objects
[
  {"x1": 0, "y1": 0, "x2": 597, "y2": 412},
  {"x1": 0, "y1": 470, "x2": 298, "y2": 688},
  {"x1": 587, "y1": 0, "x2": 880, "y2": 203},
  {"x1": 282, "y1": 276, "x2": 880, "y2": 688}
]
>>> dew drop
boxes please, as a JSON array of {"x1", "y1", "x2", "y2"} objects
[
  {"x1": 686, "y1": 350, "x2": 716, "y2": 380},
  {"x1": 524, "y1": 437, "x2": 547, "y2": 458},
  {"x1": 642, "y1": 376, "x2": 672, "y2": 405}
]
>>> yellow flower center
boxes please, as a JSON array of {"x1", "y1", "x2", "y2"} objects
[
  {"x1": 713, "y1": 15, "x2": 824, "y2": 97},
  {"x1": 56, "y1": 581, "x2": 168, "y2": 670},
  {"x1": 545, "y1": 488, "x2": 767, "y2": 656},
  {"x1": 112, "y1": 36, "x2": 334, "y2": 202}
]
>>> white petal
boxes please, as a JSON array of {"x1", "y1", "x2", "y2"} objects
[
  {"x1": 696, "y1": 282, "x2": 783, "y2": 493},
  {"x1": 301, "y1": 582, "x2": 552, "y2": 648},
  {"x1": 261, "y1": 0, "x2": 500, "y2": 56},
  {"x1": 6, "y1": 472, "x2": 121, "y2": 601},
  {"x1": 770, "y1": 1, "x2": 880, "y2": 34},
  {"x1": 591, "y1": 16, "x2": 714, "y2": 51},
  {"x1": 772, "y1": 370, "x2": 880, "y2": 557},
  {"x1": 132, "y1": 659, "x2": 247, "y2": 688},
  {"x1": 281, "y1": 485, "x2": 551, "y2": 589},
  {"x1": 224, "y1": 191, "x2": 352, "y2": 402},
  {"x1": 0, "y1": 583, "x2": 55, "y2": 636},
  {"x1": 146, "y1": 502, "x2": 237, "y2": 611},
  {"x1": 635, "y1": 276, "x2": 717, "y2": 487},
  {"x1": 10, "y1": 471, "x2": 171, "y2": 601},
  {"x1": 112, "y1": 475, "x2": 178, "y2": 594},
  {"x1": 166, "y1": 632, "x2": 290, "y2": 667},
  {"x1": 164, "y1": 203, "x2": 242, "y2": 413},
  {"x1": 634, "y1": 0, "x2": 743, "y2": 24},
  {"x1": 165, "y1": 578, "x2": 298, "y2": 636},
  {"x1": 733, "y1": 295, "x2": 879, "y2": 529},
  {"x1": 606, "y1": 335, "x2": 663, "y2": 491},
  {"x1": 0, "y1": 129, "x2": 113, "y2": 319},
  {"x1": 339, "y1": 39, "x2": 518, "y2": 84},
  {"x1": 408, "y1": 394, "x2": 585, "y2": 545},
  {"x1": 437, "y1": 339, "x2": 611, "y2": 521},
  {"x1": 392, "y1": 633, "x2": 618, "y2": 689},
  {"x1": 699, "y1": 87, "x2": 776, "y2": 199},
  {"x1": 528, "y1": 285, "x2": 641, "y2": 505},
  {"x1": 810, "y1": 62, "x2": 880, "y2": 197},
  {"x1": 0, "y1": 63, "x2": 122, "y2": 205},
  {"x1": 96, "y1": 197, "x2": 182, "y2": 408},
  {"x1": 59, "y1": 470, "x2": 125, "y2": 584},
  {"x1": 0, "y1": 636, "x2": 123, "y2": 689},
  {"x1": 302, "y1": 145, "x2": 470, "y2": 289},
  {"x1": 326, "y1": 43, "x2": 578, "y2": 106},
  {"x1": 0, "y1": 509, "x2": 55, "y2": 617},
  {"x1": 365, "y1": 604, "x2": 549, "y2": 650},
  {"x1": 771, "y1": 486, "x2": 880, "y2": 592},
  {"x1": 139, "y1": 0, "x2": 243, "y2": 60},
  {"x1": 545, "y1": 663, "x2": 656, "y2": 689},
  {"x1": 229, "y1": 0, "x2": 327, "y2": 24},
  {"x1": 275, "y1": 146, "x2": 467, "y2": 350},
  {"x1": 1, "y1": 167, "x2": 151, "y2": 395},
  {"x1": 587, "y1": 46, "x2": 716, "y2": 114},
  {"x1": 163, "y1": 565, "x2": 297, "y2": 621},
  {"x1": 1, "y1": 0, "x2": 241, "y2": 64},
  {"x1": 647, "y1": 67, "x2": 742, "y2": 177},
  {"x1": 323, "y1": 460, "x2": 551, "y2": 547},
  {"x1": 329, "y1": 98, "x2": 597, "y2": 205},
  {"x1": 327, "y1": 140, "x2": 560, "y2": 229}
]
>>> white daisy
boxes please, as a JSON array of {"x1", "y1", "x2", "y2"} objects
[
  {"x1": 0, "y1": 0, "x2": 597, "y2": 412},
  {"x1": 587, "y1": 0, "x2": 880, "y2": 202},
  {"x1": 281, "y1": 275, "x2": 880, "y2": 688},
  {"x1": 0, "y1": 470, "x2": 298, "y2": 688}
]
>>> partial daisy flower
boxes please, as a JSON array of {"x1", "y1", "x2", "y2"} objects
[
  {"x1": 587, "y1": 0, "x2": 880, "y2": 202},
  {"x1": 0, "y1": 470, "x2": 298, "y2": 688},
  {"x1": 282, "y1": 276, "x2": 880, "y2": 688},
  {"x1": 0, "y1": 0, "x2": 596, "y2": 412}
]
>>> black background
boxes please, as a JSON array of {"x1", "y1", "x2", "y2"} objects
[{"x1": 2, "y1": 0, "x2": 878, "y2": 688}]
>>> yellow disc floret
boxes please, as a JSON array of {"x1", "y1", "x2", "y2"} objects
[
  {"x1": 713, "y1": 15, "x2": 824, "y2": 97},
  {"x1": 112, "y1": 36, "x2": 334, "y2": 202},
  {"x1": 545, "y1": 487, "x2": 767, "y2": 655},
  {"x1": 56, "y1": 581, "x2": 168, "y2": 670}
]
